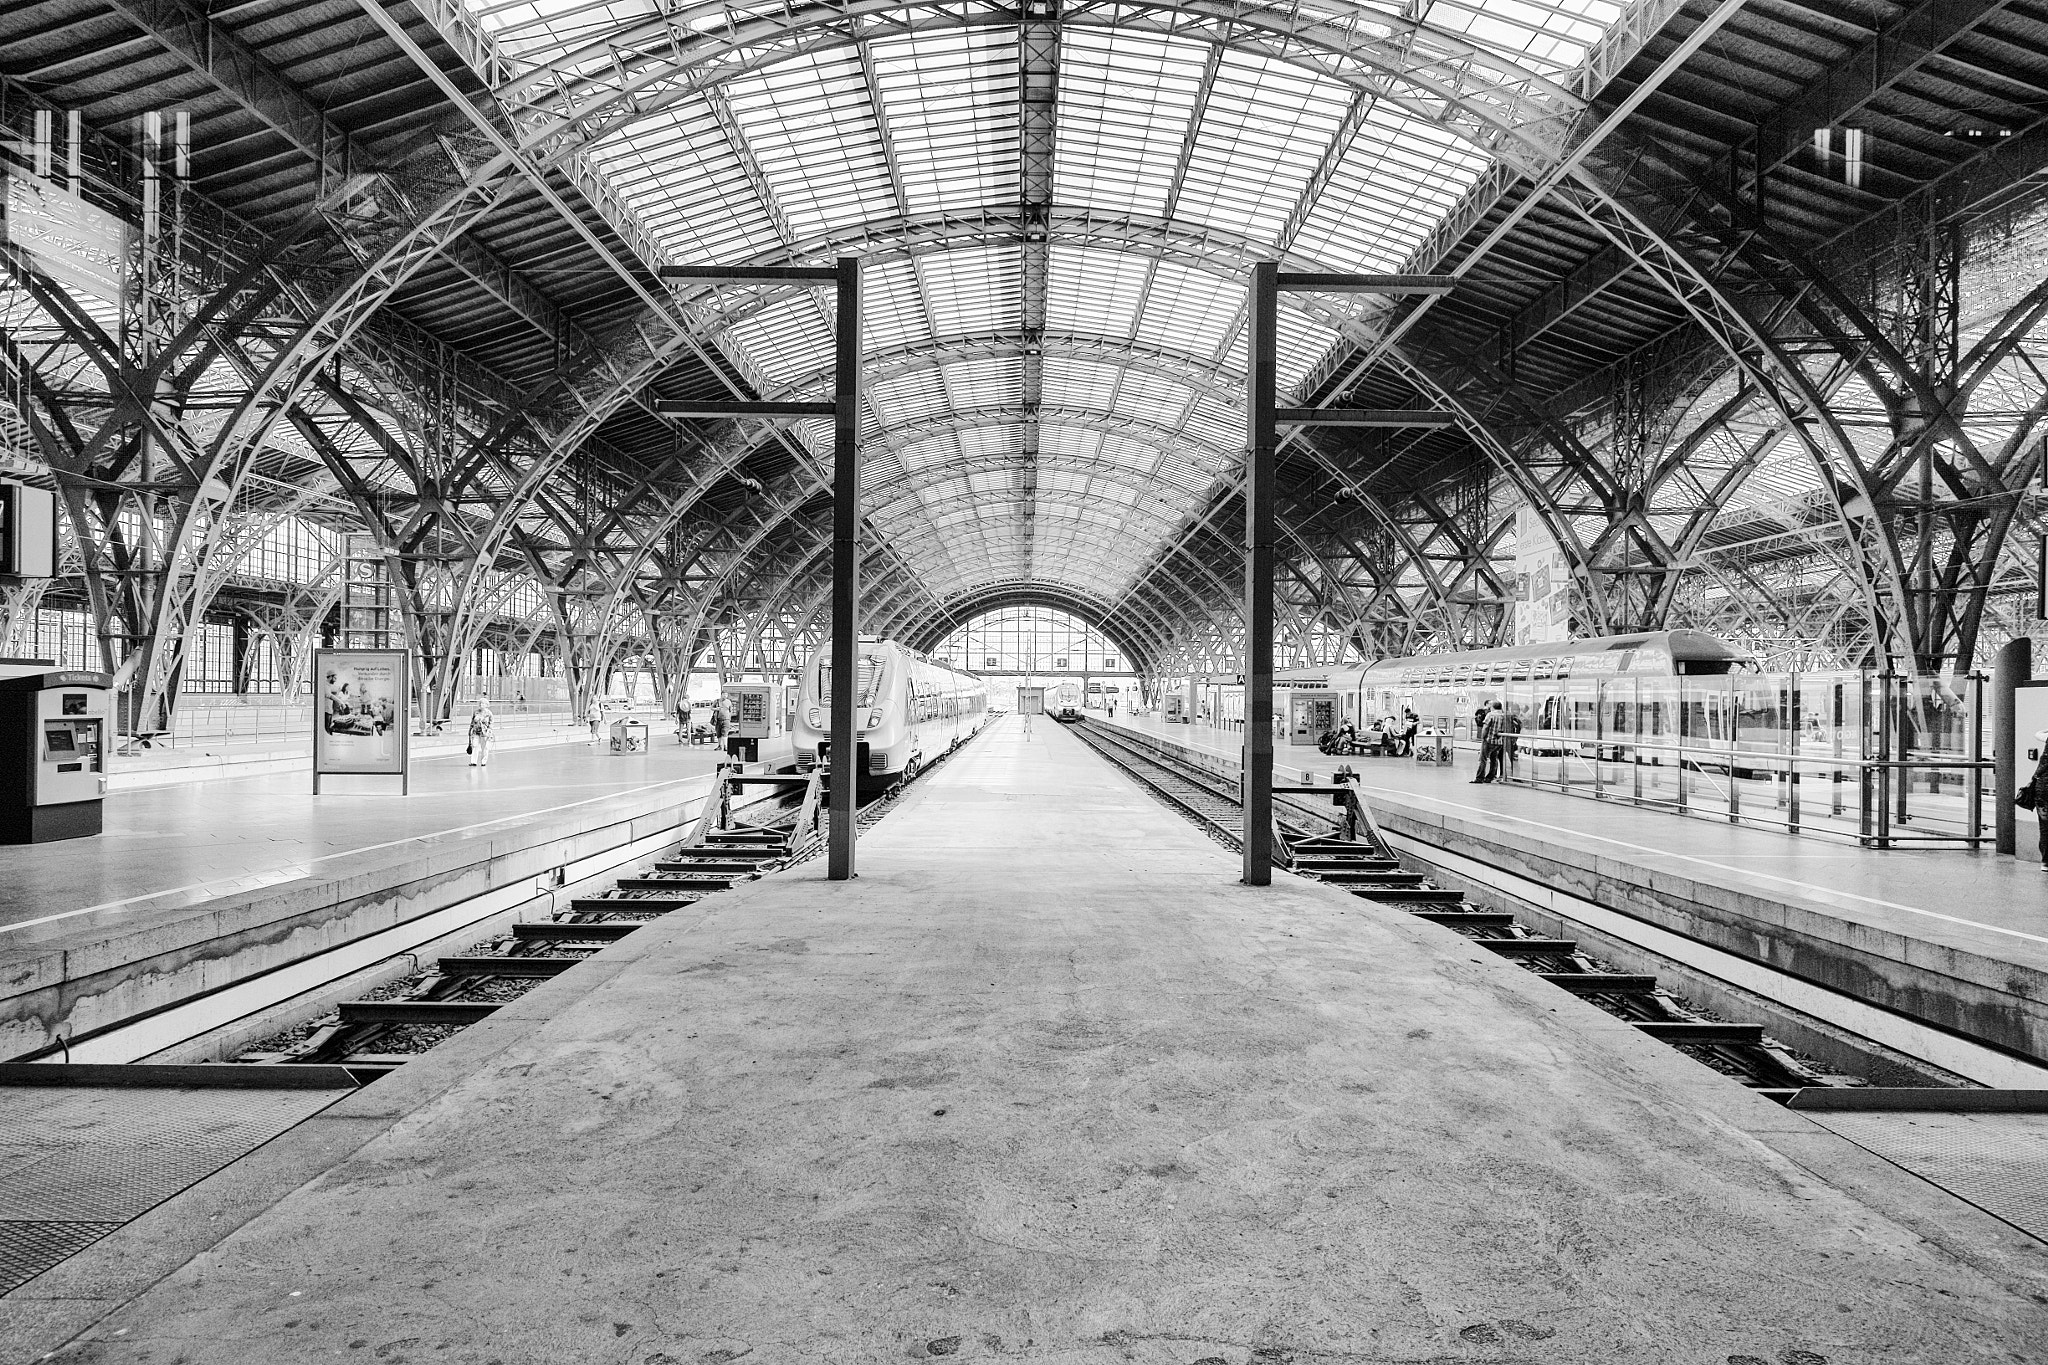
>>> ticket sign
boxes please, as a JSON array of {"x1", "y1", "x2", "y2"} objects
[{"x1": 313, "y1": 648, "x2": 410, "y2": 791}]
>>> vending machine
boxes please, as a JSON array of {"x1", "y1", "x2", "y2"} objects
[{"x1": 0, "y1": 669, "x2": 111, "y2": 842}]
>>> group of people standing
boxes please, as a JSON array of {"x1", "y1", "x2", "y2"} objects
[{"x1": 1469, "y1": 700, "x2": 1520, "y2": 784}]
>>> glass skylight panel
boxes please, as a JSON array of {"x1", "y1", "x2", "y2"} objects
[
  {"x1": 1290, "y1": 105, "x2": 1487, "y2": 272},
  {"x1": 590, "y1": 99, "x2": 783, "y2": 263},
  {"x1": 955, "y1": 424, "x2": 1023, "y2": 462},
  {"x1": 1107, "y1": 369, "x2": 1201, "y2": 424},
  {"x1": 726, "y1": 294, "x2": 832, "y2": 390},
  {"x1": 1054, "y1": 29, "x2": 1206, "y2": 216},
  {"x1": 870, "y1": 28, "x2": 1019, "y2": 216},
  {"x1": 1041, "y1": 356, "x2": 1124, "y2": 412},
  {"x1": 938, "y1": 355, "x2": 1025, "y2": 411},
  {"x1": 1044, "y1": 247, "x2": 1153, "y2": 338},
  {"x1": 467, "y1": 0, "x2": 659, "y2": 66},
  {"x1": 1426, "y1": 0, "x2": 1626, "y2": 76},
  {"x1": 1133, "y1": 262, "x2": 1244, "y2": 361},
  {"x1": 859, "y1": 259, "x2": 933, "y2": 355},
  {"x1": 868, "y1": 369, "x2": 955, "y2": 427},
  {"x1": 1172, "y1": 53, "x2": 1353, "y2": 244},
  {"x1": 722, "y1": 51, "x2": 898, "y2": 239},
  {"x1": 918, "y1": 247, "x2": 1021, "y2": 340}
]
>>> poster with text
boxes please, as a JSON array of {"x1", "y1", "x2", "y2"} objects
[
  {"x1": 313, "y1": 648, "x2": 410, "y2": 776},
  {"x1": 1513, "y1": 504, "x2": 1573, "y2": 646}
]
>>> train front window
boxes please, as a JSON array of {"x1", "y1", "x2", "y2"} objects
[{"x1": 815, "y1": 654, "x2": 885, "y2": 706}]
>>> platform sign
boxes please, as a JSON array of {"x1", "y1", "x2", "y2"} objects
[
  {"x1": 313, "y1": 648, "x2": 410, "y2": 793},
  {"x1": 0, "y1": 481, "x2": 56, "y2": 577}
]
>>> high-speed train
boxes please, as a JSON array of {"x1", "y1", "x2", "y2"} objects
[
  {"x1": 793, "y1": 637, "x2": 990, "y2": 790},
  {"x1": 1275, "y1": 630, "x2": 1756, "y2": 748}
]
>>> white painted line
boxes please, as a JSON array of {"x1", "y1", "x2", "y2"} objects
[{"x1": 1389, "y1": 830, "x2": 2048, "y2": 1091}]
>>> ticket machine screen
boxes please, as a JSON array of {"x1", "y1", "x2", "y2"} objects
[{"x1": 35, "y1": 689, "x2": 104, "y2": 804}]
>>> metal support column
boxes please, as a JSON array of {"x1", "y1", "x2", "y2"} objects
[
  {"x1": 828, "y1": 257, "x2": 863, "y2": 880},
  {"x1": 1995, "y1": 637, "x2": 2030, "y2": 855},
  {"x1": 1241, "y1": 269, "x2": 1455, "y2": 884},
  {"x1": 654, "y1": 259, "x2": 864, "y2": 878},
  {"x1": 1243, "y1": 263, "x2": 1277, "y2": 884}
]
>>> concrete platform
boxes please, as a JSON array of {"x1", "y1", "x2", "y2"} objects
[
  {"x1": 1096, "y1": 712, "x2": 2048, "y2": 1080},
  {"x1": 13, "y1": 715, "x2": 2046, "y2": 1362},
  {"x1": 0, "y1": 738, "x2": 787, "y2": 1061}
]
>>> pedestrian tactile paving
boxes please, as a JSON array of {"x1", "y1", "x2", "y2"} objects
[
  {"x1": 1809, "y1": 1110, "x2": 2048, "y2": 1242},
  {"x1": 0, "y1": 1084, "x2": 346, "y2": 1294}
]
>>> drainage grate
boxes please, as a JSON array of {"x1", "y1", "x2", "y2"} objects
[
  {"x1": 1807, "y1": 1110, "x2": 2048, "y2": 1243},
  {"x1": 0, "y1": 1221, "x2": 125, "y2": 1294},
  {"x1": 0, "y1": 1084, "x2": 347, "y2": 1294}
]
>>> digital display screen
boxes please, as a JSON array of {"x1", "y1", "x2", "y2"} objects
[
  {"x1": 61, "y1": 694, "x2": 87, "y2": 716},
  {"x1": 44, "y1": 728, "x2": 75, "y2": 754}
]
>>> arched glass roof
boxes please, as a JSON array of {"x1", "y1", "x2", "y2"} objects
[{"x1": 462, "y1": 0, "x2": 1628, "y2": 610}]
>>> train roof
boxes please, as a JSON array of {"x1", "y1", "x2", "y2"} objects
[{"x1": 1273, "y1": 632, "x2": 1749, "y2": 686}]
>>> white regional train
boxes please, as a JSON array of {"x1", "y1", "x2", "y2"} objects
[
  {"x1": 1275, "y1": 630, "x2": 1753, "y2": 747},
  {"x1": 793, "y1": 637, "x2": 990, "y2": 791}
]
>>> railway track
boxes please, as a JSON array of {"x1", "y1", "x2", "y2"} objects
[
  {"x1": 230, "y1": 729, "x2": 977, "y2": 1075},
  {"x1": 1068, "y1": 719, "x2": 1855, "y2": 1100}
]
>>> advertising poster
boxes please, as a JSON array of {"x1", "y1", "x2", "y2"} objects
[
  {"x1": 1513, "y1": 504, "x2": 1574, "y2": 646},
  {"x1": 313, "y1": 648, "x2": 409, "y2": 782}
]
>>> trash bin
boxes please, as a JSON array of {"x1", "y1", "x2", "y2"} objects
[
  {"x1": 609, "y1": 718, "x2": 648, "y2": 753},
  {"x1": 1414, "y1": 728, "x2": 1452, "y2": 767}
]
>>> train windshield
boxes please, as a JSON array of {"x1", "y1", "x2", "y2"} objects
[{"x1": 815, "y1": 653, "x2": 885, "y2": 706}]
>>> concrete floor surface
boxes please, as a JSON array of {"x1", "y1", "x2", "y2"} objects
[{"x1": 39, "y1": 717, "x2": 2048, "y2": 1364}]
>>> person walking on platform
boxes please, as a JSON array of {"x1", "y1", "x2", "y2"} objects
[
  {"x1": 2020, "y1": 743, "x2": 2048, "y2": 867},
  {"x1": 710, "y1": 699, "x2": 729, "y2": 755},
  {"x1": 467, "y1": 700, "x2": 496, "y2": 768},
  {"x1": 586, "y1": 697, "x2": 601, "y2": 743}
]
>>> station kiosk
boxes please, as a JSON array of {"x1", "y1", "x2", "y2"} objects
[
  {"x1": 720, "y1": 681, "x2": 786, "y2": 764},
  {"x1": 0, "y1": 668, "x2": 112, "y2": 842}
]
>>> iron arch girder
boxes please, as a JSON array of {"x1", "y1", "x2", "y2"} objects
[
  {"x1": 896, "y1": 583, "x2": 1165, "y2": 673},
  {"x1": 859, "y1": 554, "x2": 1181, "y2": 664},
  {"x1": 495, "y1": 1, "x2": 1582, "y2": 179},
  {"x1": 1544, "y1": 180, "x2": 1913, "y2": 664},
  {"x1": 324, "y1": 0, "x2": 1591, "y2": 585},
  {"x1": 860, "y1": 554, "x2": 1183, "y2": 668}
]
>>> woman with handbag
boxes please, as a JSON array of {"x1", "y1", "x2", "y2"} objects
[
  {"x1": 2018, "y1": 742, "x2": 2048, "y2": 866},
  {"x1": 467, "y1": 701, "x2": 496, "y2": 768}
]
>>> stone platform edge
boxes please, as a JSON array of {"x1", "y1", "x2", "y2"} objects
[
  {"x1": 0, "y1": 772, "x2": 720, "y2": 1061},
  {"x1": 1093, "y1": 718, "x2": 2048, "y2": 1068}
]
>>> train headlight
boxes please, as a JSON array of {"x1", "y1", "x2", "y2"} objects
[
  {"x1": 807, "y1": 707, "x2": 820, "y2": 726},
  {"x1": 866, "y1": 709, "x2": 881, "y2": 729}
]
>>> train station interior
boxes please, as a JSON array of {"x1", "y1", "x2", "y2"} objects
[{"x1": 2, "y1": 0, "x2": 2048, "y2": 1359}]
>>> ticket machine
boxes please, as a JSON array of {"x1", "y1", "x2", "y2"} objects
[
  {"x1": 720, "y1": 681, "x2": 786, "y2": 764},
  {"x1": 0, "y1": 669, "x2": 111, "y2": 842}
]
